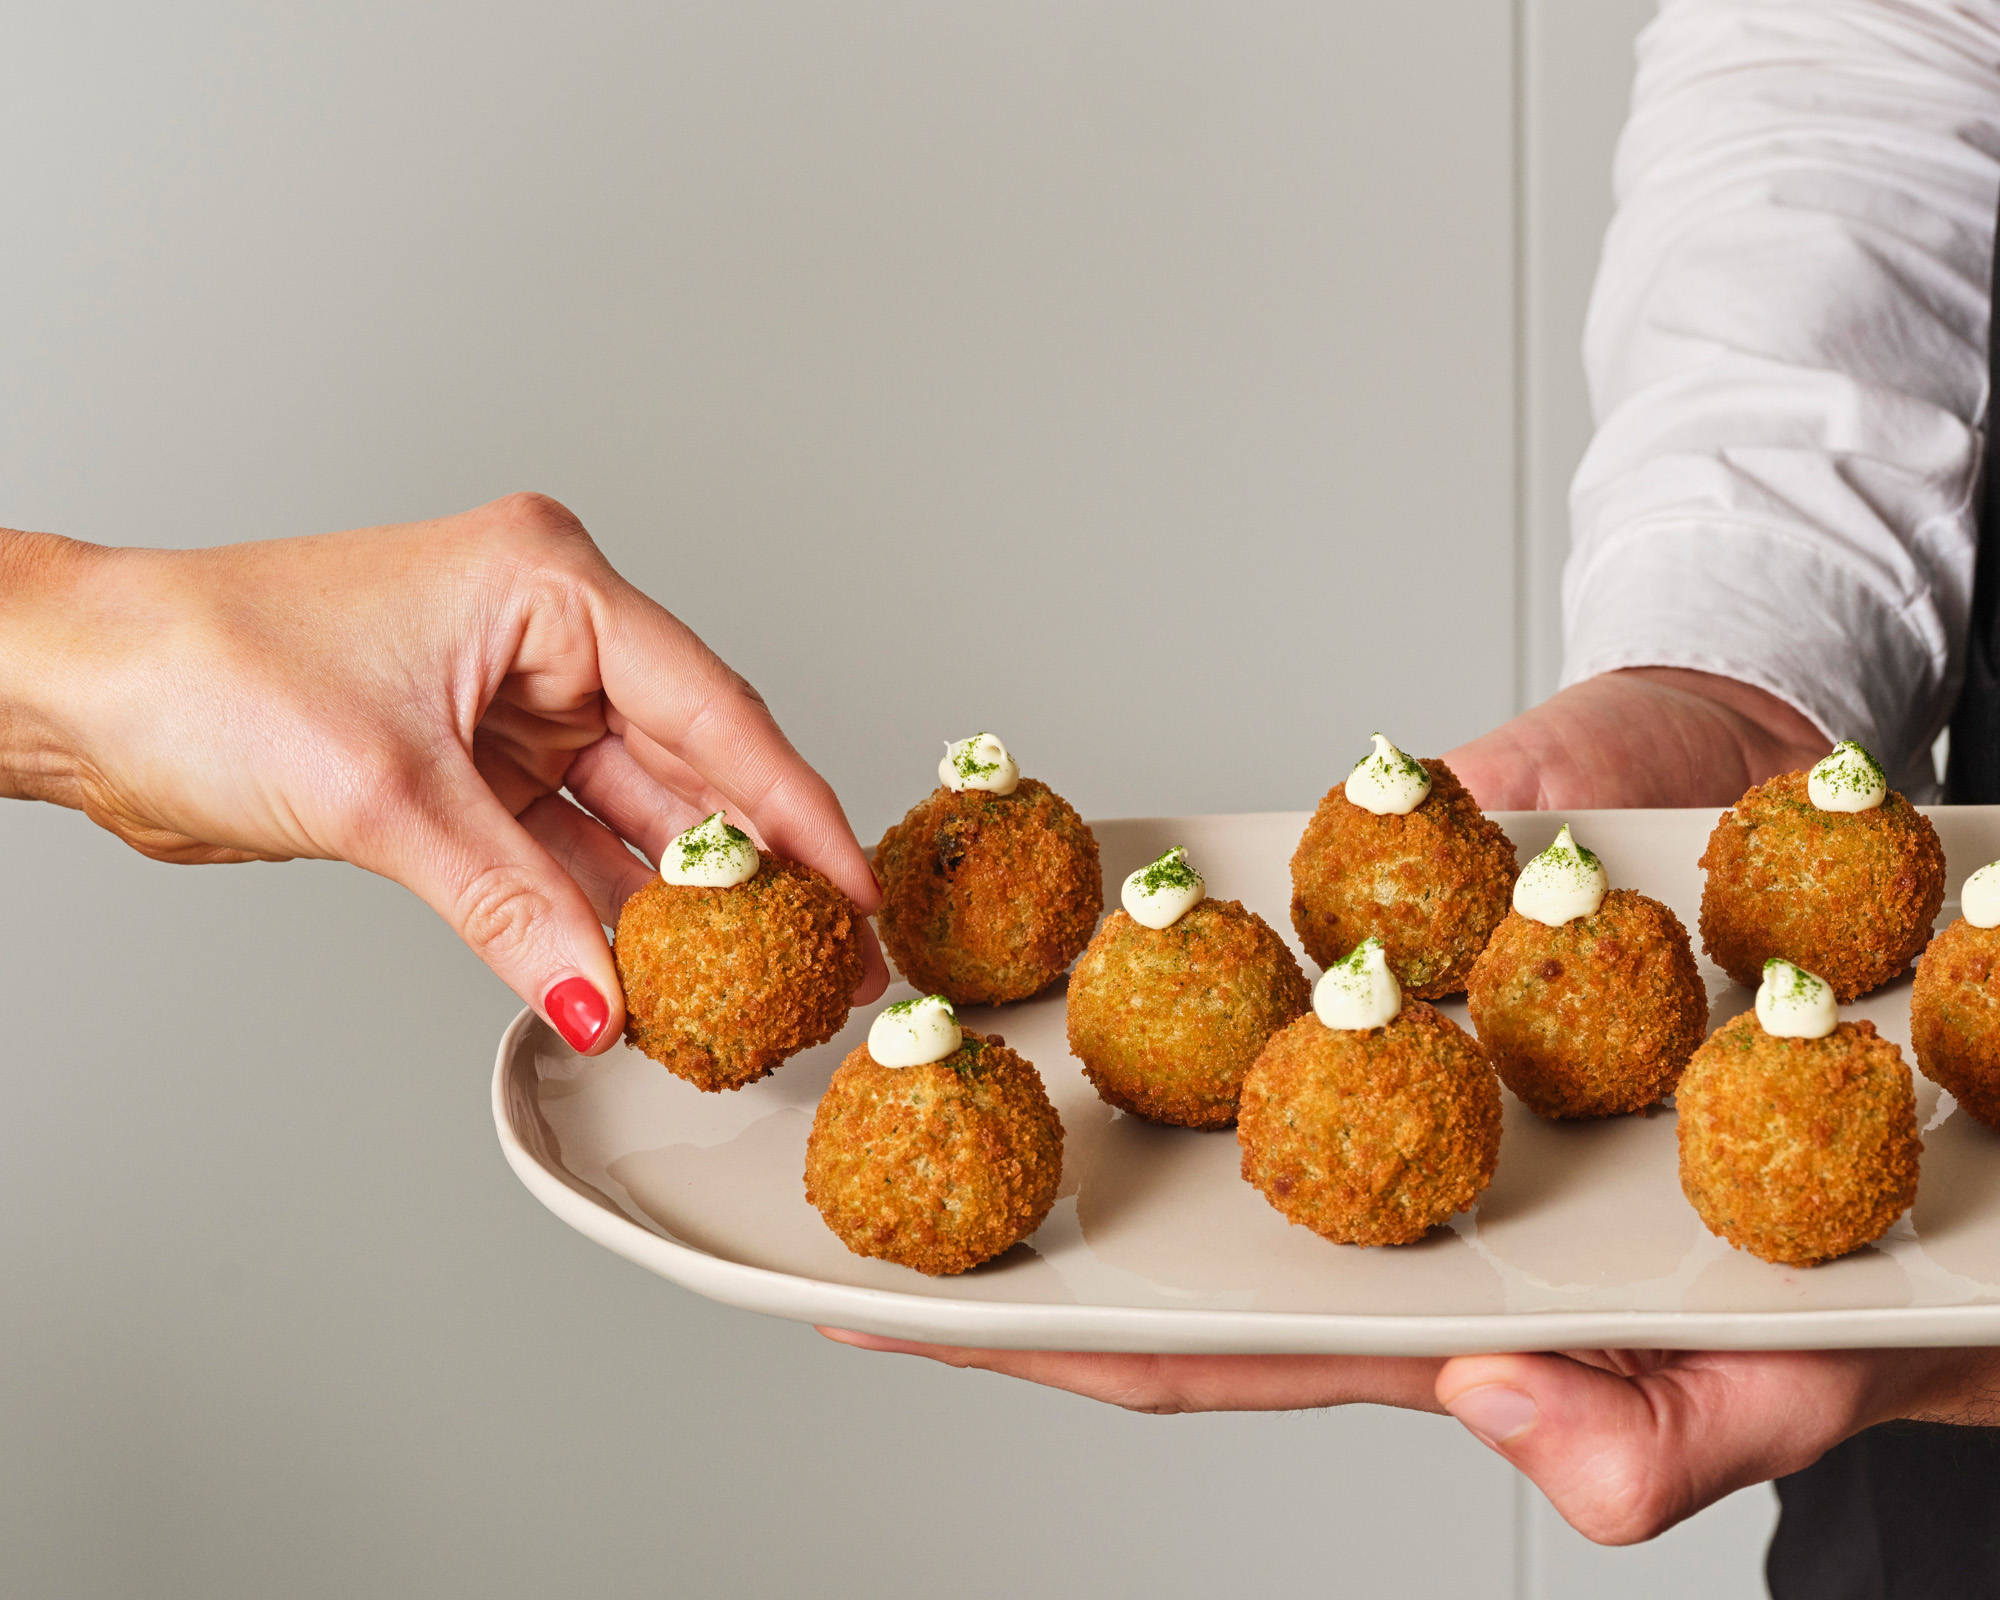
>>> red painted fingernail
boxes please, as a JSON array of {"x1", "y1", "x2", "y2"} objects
[{"x1": 546, "y1": 977, "x2": 610, "y2": 1052}]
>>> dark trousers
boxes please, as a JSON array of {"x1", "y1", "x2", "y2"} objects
[{"x1": 1768, "y1": 1423, "x2": 2000, "y2": 1597}]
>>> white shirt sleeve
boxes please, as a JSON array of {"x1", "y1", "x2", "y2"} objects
[{"x1": 1563, "y1": 0, "x2": 2000, "y2": 796}]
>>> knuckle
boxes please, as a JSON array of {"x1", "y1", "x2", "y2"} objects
[
  {"x1": 454, "y1": 862, "x2": 557, "y2": 965},
  {"x1": 490, "y1": 491, "x2": 586, "y2": 541}
]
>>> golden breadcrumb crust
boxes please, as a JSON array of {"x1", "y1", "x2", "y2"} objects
[
  {"x1": 874, "y1": 779, "x2": 1102, "y2": 1005},
  {"x1": 613, "y1": 857, "x2": 864, "y2": 1092},
  {"x1": 1466, "y1": 890, "x2": 1707, "y2": 1119},
  {"x1": 1677, "y1": 1012, "x2": 1920, "y2": 1267},
  {"x1": 1288, "y1": 759, "x2": 1516, "y2": 999},
  {"x1": 803, "y1": 1030, "x2": 1064, "y2": 1276},
  {"x1": 1912, "y1": 918, "x2": 2000, "y2": 1129},
  {"x1": 1237, "y1": 1003, "x2": 1502, "y2": 1247},
  {"x1": 1697, "y1": 771, "x2": 1944, "y2": 1001},
  {"x1": 1066, "y1": 898, "x2": 1311, "y2": 1129}
]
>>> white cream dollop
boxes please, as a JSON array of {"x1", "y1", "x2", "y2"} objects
[
  {"x1": 1122, "y1": 846, "x2": 1206, "y2": 929},
  {"x1": 1313, "y1": 937, "x2": 1403, "y2": 1031},
  {"x1": 1755, "y1": 959, "x2": 1838, "y2": 1040},
  {"x1": 1512, "y1": 823, "x2": 1609, "y2": 927},
  {"x1": 867, "y1": 994, "x2": 963, "y2": 1067},
  {"x1": 939, "y1": 732, "x2": 1020, "y2": 795},
  {"x1": 1963, "y1": 862, "x2": 2000, "y2": 929},
  {"x1": 659, "y1": 811, "x2": 760, "y2": 888},
  {"x1": 1807, "y1": 741, "x2": 1887, "y2": 813},
  {"x1": 1345, "y1": 733, "x2": 1432, "y2": 816}
]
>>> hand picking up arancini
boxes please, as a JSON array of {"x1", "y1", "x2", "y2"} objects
[
  {"x1": 1698, "y1": 742, "x2": 1944, "y2": 1002},
  {"x1": 1238, "y1": 938, "x2": 1502, "y2": 1247},
  {"x1": 804, "y1": 995, "x2": 1064, "y2": 1276},
  {"x1": 614, "y1": 813, "x2": 866, "y2": 1092},
  {"x1": 1067, "y1": 846, "x2": 1310, "y2": 1128},
  {"x1": 1289, "y1": 733, "x2": 1516, "y2": 999},
  {"x1": 1466, "y1": 824, "x2": 1707, "y2": 1119},
  {"x1": 873, "y1": 733, "x2": 1102, "y2": 1006}
]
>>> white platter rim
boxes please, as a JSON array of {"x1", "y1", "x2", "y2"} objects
[{"x1": 494, "y1": 805, "x2": 2000, "y2": 1354}]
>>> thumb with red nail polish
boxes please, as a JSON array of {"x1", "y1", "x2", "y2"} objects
[{"x1": 546, "y1": 976, "x2": 612, "y2": 1052}]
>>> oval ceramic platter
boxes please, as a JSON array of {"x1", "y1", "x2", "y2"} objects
[{"x1": 494, "y1": 807, "x2": 2000, "y2": 1356}]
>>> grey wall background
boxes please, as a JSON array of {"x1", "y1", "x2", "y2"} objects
[{"x1": 1, "y1": 3, "x2": 1778, "y2": 1596}]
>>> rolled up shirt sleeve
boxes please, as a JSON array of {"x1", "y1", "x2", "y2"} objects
[{"x1": 1563, "y1": 0, "x2": 2000, "y2": 795}]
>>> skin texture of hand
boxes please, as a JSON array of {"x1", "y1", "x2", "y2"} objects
[
  {"x1": 0, "y1": 493, "x2": 886, "y2": 1049},
  {"x1": 1444, "y1": 665, "x2": 1833, "y2": 811},
  {"x1": 820, "y1": 670, "x2": 1997, "y2": 1546}
]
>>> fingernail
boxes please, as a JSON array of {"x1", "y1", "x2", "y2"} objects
[
  {"x1": 1445, "y1": 1384, "x2": 1539, "y2": 1447},
  {"x1": 546, "y1": 977, "x2": 610, "y2": 1053}
]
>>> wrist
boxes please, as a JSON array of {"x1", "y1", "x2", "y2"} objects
[
  {"x1": 0, "y1": 529, "x2": 126, "y2": 807},
  {"x1": 1446, "y1": 668, "x2": 1832, "y2": 811},
  {"x1": 1882, "y1": 1346, "x2": 2000, "y2": 1429}
]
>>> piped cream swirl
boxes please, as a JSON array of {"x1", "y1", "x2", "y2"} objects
[
  {"x1": 659, "y1": 812, "x2": 759, "y2": 888},
  {"x1": 1314, "y1": 937, "x2": 1402, "y2": 1031},
  {"x1": 867, "y1": 995, "x2": 962, "y2": 1067},
  {"x1": 1122, "y1": 847, "x2": 1206, "y2": 929},
  {"x1": 1512, "y1": 824, "x2": 1608, "y2": 927},
  {"x1": 940, "y1": 733, "x2": 1020, "y2": 795},
  {"x1": 1963, "y1": 862, "x2": 2000, "y2": 929},
  {"x1": 1807, "y1": 742, "x2": 1886, "y2": 813},
  {"x1": 1345, "y1": 734, "x2": 1431, "y2": 816},
  {"x1": 1755, "y1": 959, "x2": 1837, "y2": 1040}
]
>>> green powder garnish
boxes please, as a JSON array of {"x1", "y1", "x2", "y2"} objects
[
  {"x1": 1762, "y1": 958, "x2": 1828, "y2": 1006},
  {"x1": 1810, "y1": 741, "x2": 1886, "y2": 799},
  {"x1": 884, "y1": 993, "x2": 956, "y2": 1021},
  {"x1": 1533, "y1": 824, "x2": 1601, "y2": 881},
  {"x1": 677, "y1": 812, "x2": 753, "y2": 870},
  {"x1": 1135, "y1": 846, "x2": 1202, "y2": 896},
  {"x1": 951, "y1": 735, "x2": 1002, "y2": 782},
  {"x1": 1333, "y1": 936, "x2": 1387, "y2": 975}
]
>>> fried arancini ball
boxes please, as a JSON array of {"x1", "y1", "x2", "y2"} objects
[
  {"x1": 1466, "y1": 890, "x2": 1707, "y2": 1119},
  {"x1": 1289, "y1": 760, "x2": 1516, "y2": 999},
  {"x1": 1911, "y1": 918, "x2": 2000, "y2": 1129},
  {"x1": 1677, "y1": 1012, "x2": 1920, "y2": 1267},
  {"x1": 874, "y1": 779, "x2": 1102, "y2": 1005},
  {"x1": 1237, "y1": 1003, "x2": 1502, "y2": 1246},
  {"x1": 1698, "y1": 772, "x2": 1944, "y2": 1001},
  {"x1": 803, "y1": 1030, "x2": 1064, "y2": 1275},
  {"x1": 1066, "y1": 899, "x2": 1311, "y2": 1129},
  {"x1": 614, "y1": 858, "x2": 865, "y2": 1092}
]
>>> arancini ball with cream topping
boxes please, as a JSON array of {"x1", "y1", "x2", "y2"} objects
[
  {"x1": 1678, "y1": 960, "x2": 1920, "y2": 1268},
  {"x1": 1067, "y1": 847, "x2": 1310, "y2": 1128},
  {"x1": 1238, "y1": 939, "x2": 1502, "y2": 1246},
  {"x1": 874, "y1": 734, "x2": 1102, "y2": 1006},
  {"x1": 805, "y1": 999, "x2": 1063, "y2": 1276},
  {"x1": 614, "y1": 813, "x2": 865, "y2": 1092},
  {"x1": 1911, "y1": 869, "x2": 2000, "y2": 1129},
  {"x1": 1466, "y1": 826, "x2": 1707, "y2": 1118},
  {"x1": 1289, "y1": 734, "x2": 1516, "y2": 999},
  {"x1": 1698, "y1": 744, "x2": 1943, "y2": 1002}
]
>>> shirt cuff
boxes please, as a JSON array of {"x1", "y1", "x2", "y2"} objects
[{"x1": 1561, "y1": 519, "x2": 1948, "y2": 798}]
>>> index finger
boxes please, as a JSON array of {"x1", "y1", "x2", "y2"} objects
[{"x1": 590, "y1": 574, "x2": 880, "y2": 912}]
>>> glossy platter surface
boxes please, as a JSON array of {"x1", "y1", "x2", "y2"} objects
[{"x1": 495, "y1": 807, "x2": 2000, "y2": 1355}]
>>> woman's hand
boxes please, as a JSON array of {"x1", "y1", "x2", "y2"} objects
[{"x1": 0, "y1": 492, "x2": 886, "y2": 1049}]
